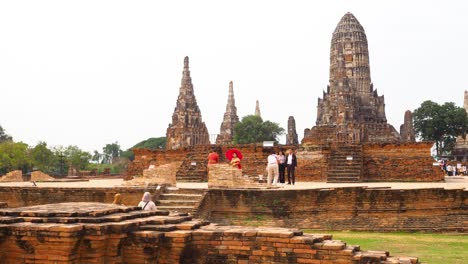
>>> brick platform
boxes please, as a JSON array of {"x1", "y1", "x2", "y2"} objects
[{"x1": 0, "y1": 202, "x2": 419, "y2": 263}]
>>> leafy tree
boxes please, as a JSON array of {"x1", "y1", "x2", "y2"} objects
[
  {"x1": 102, "y1": 142, "x2": 122, "y2": 164},
  {"x1": 91, "y1": 150, "x2": 102, "y2": 164},
  {"x1": 30, "y1": 141, "x2": 55, "y2": 173},
  {"x1": 63, "y1": 145, "x2": 91, "y2": 170},
  {"x1": 0, "y1": 141, "x2": 31, "y2": 174},
  {"x1": 413, "y1": 100, "x2": 468, "y2": 156},
  {"x1": 233, "y1": 115, "x2": 284, "y2": 144},
  {"x1": 132, "y1": 137, "x2": 166, "y2": 150},
  {"x1": 121, "y1": 137, "x2": 167, "y2": 160},
  {"x1": 0, "y1": 125, "x2": 12, "y2": 143}
]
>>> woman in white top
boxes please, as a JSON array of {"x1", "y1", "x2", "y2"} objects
[{"x1": 137, "y1": 192, "x2": 157, "y2": 211}]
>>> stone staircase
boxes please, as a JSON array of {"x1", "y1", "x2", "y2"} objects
[
  {"x1": 176, "y1": 146, "x2": 212, "y2": 182},
  {"x1": 327, "y1": 144, "x2": 363, "y2": 182},
  {"x1": 155, "y1": 187, "x2": 207, "y2": 214}
]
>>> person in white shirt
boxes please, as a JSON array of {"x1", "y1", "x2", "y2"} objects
[
  {"x1": 267, "y1": 151, "x2": 279, "y2": 185},
  {"x1": 137, "y1": 192, "x2": 157, "y2": 211}
]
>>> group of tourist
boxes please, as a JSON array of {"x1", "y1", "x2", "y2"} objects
[
  {"x1": 266, "y1": 149, "x2": 297, "y2": 185},
  {"x1": 440, "y1": 159, "x2": 467, "y2": 176},
  {"x1": 207, "y1": 148, "x2": 298, "y2": 186}
]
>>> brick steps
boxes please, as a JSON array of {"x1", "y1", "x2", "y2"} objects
[
  {"x1": 327, "y1": 145, "x2": 363, "y2": 183},
  {"x1": 176, "y1": 147, "x2": 211, "y2": 182},
  {"x1": 156, "y1": 188, "x2": 206, "y2": 214}
]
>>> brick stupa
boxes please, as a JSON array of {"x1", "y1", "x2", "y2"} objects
[
  {"x1": 303, "y1": 13, "x2": 400, "y2": 145},
  {"x1": 216, "y1": 81, "x2": 239, "y2": 144},
  {"x1": 286, "y1": 116, "x2": 299, "y2": 145},
  {"x1": 166, "y1": 56, "x2": 210, "y2": 150},
  {"x1": 400, "y1": 110, "x2": 416, "y2": 142}
]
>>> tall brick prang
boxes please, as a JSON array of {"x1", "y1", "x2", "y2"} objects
[
  {"x1": 303, "y1": 13, "x2": 400, "y2": 145},
  {"x1": 166, "y1": 56, "x2": 210, "y2": 150},
  {"x1": 216, "y1": 81, "x2": 239, "y2": 144},
  {"x1": 400, "y1": 110, "x2": 416, "y2": 142},
  {"x1": 286, "y1": 116, "x2": 299, "y2": 145}
]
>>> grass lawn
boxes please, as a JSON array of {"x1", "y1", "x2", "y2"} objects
[{"x1": 303, "y1": 230, "x2": 467, "y2": 264}]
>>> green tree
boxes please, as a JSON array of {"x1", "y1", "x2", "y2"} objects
[
  {"x1": 30, "y1": 141, "x2": 55, "y2": 173},
  {"x1": 413, "y1": 100, "x2": 468, "y2": 156},
  {"x1": 0, "y1": 125, "x2": 12, "y2": 143},
  {"x1": 91, "y1": 150, "x2": 102, "y2": 164},
  {"x1": 102, "y1": 142, "x2": 122, "y2": 164},
  {"x1": 233, "y1": 115, "x2": 284, "y2": 144},
  {"x1": 0, "y1": 141, "x2": 31, "y2": 174},
  {"x1": 121, "y1": 137, "x2": 167, "y2": 160},
  {"x1": 63, "y1": 145, "x2": 91, "y2": 170}
]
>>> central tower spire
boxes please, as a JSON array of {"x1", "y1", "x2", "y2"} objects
[{"x1": 303, "y1": 13, "x2": 400, "y2": 145}]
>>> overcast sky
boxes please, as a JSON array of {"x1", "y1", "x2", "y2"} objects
[{"x1": 0, "y1": 1, "x2": 466, "y2": 152}]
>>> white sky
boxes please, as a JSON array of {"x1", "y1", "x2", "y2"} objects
[{"x1": 0, "y1": 1, "x2": 467, "y2": 152}]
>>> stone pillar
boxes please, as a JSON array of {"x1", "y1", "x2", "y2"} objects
[
  {"x1": 286, "y1": 116, "x2": 299, "y2": 145},
  {"x1": 400, "y1": 110, "x2": 416, "y2": 142}
]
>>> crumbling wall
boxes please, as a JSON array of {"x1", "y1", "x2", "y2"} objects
[
  {"x1": 197, "y1": 187, "x2": 467, "y2": 232},
  {"x1": 0, "y1": 186, "x2": 164, "y2": 208},
  {"x1": 362, "y1": 142, "x2": 444, "y2": 181}
]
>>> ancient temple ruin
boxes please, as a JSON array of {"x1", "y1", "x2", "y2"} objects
[
  {"x1": 400, "y1": 110, "x2": 416, "y2": 142},
  {"x1": 216, "y1": 81, "x2": 239, "y2": 144},
  {"x1": 453, "y1": 90, "x2": 468, "y2": 161},
  {"x1": 286, "y1": 116, "x2": 299, "y2": 145},
  {"x1": 303, "y1": 13, "x2": 400, "y2": 145},
  {"x1": 166, "y1": 56, "x2": 210, "y2": 150}
]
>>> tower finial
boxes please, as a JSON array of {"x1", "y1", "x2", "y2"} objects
[{"x1": 184, "y1": 56, "x2": 189, "y2": 69}]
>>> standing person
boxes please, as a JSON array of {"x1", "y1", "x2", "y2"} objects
[
  {"x1": 230, "y1": 152, "x2": 242, "y2": 169},
  {"x1": 207, "y1": 149, "x2": 219, "y2": 172},
  {"x1": 138, "y1": 192, "x2": 157, "y2": 211},
  {"x1": 267, "y1": 151, "x2": 279, "y2": 185},
  {"x1": 277, "y1": 151, "x2": 286, "y2": 184},
  {"x1": 207, "y1": 149, "x2": 219, "y2": 165},
  {"x1": 286, "y1": 149, "x2": 297, "y2": 185},
  {"x1": 447, "y1": 164, "x2": 453, "y2": 176}
]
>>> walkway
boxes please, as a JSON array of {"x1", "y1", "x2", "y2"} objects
[{"x1": 0, "y1": 177, "x2": 466, "y2": 190}]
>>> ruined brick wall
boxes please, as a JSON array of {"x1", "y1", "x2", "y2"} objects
[
  {"x1": 127, "y1": 143, "x2": 440, "y2": 182},
  {"x1": 127, "y1": 148, "x2": 188, "y2": 177},
  {"x1": 197, "y1": 187, "x2": 467, "y2": 232},
  {"x1": 362, "y1": 142, "x2": 444, "y2": 181},
  {"x1": 208, "y1": 164, "x2": 263, "y2": 188},
  {"x1": 0, "y1": 187, "x2": 163, "y2": 208}
]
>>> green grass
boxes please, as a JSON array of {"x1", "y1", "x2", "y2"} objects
[{"x1": 303, "y1": 230, "x2": 467, "y2": 264}]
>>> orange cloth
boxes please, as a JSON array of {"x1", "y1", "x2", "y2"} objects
[{"x1": 207, "y1": 152, "x2": 219, "y2": 164}]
